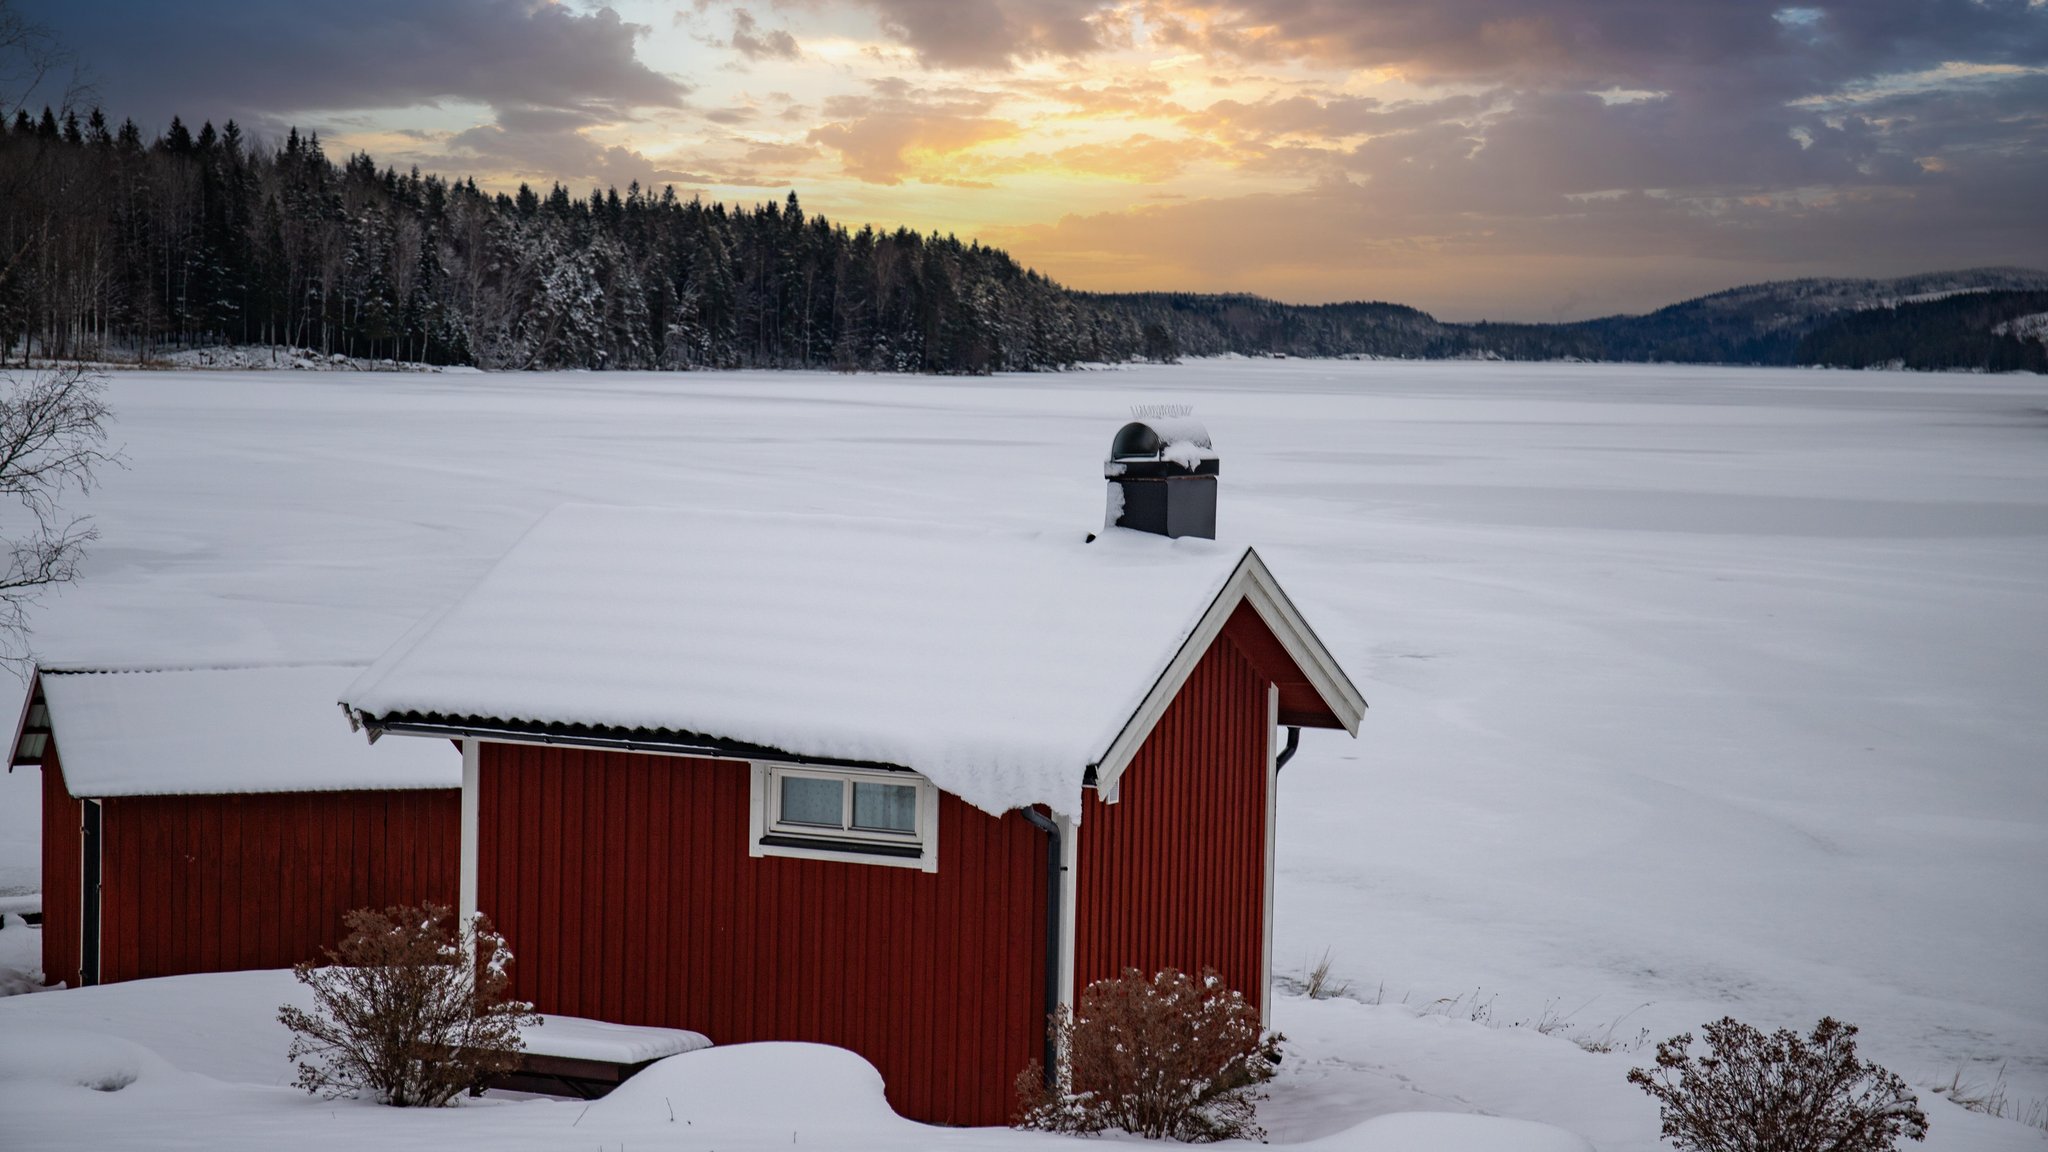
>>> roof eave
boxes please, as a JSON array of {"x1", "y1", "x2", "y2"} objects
[
  {"x1": 354, "y1": 711, "x2": 924, "y2": 778},
  {"x1": 7, "y1": 669, "x2": 46, "y2": 773}
]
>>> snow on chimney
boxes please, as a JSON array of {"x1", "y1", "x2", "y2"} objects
[{"x1": 1104, "y1": 406, "x2": 1218, "y2": 539}]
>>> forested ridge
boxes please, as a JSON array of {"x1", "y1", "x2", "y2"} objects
[
  {"x1": 0, "y1": 108, "x2": 1146, "y2": 372},
  {"x1": 1792, "y1": 291, "x2": 2048, "y2": 373},
  {"x1": 3, "y1": 105, "x2": 2044, "y2": 374}
]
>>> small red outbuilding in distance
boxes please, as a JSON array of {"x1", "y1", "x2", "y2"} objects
[
  {"x1": 341, "y1": 419, "x2": 1367, "y2": 1127},
  {"x1": 12, "y1": 664, "x2": 459, "y2": 988}
]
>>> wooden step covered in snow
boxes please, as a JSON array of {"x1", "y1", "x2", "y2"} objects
[{"x1": 484, "y1": 1015, "x2": 711, "y2": 1099}]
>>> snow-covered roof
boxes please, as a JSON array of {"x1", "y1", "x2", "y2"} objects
[
  {"x1": 32, "y1": 665, "x2": 458, "y2": 797},
  {"x1": 343, "y1": 506, "x2": 1362, "y2": 820}
]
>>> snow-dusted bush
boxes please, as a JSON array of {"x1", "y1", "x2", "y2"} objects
[
  {"x1": 277, "y1": 903, "x2": 538, "y2": 1107},
  {"x1": 1628, "y1": 1016, "x2": 1928, "y2": 1152},
  {"x1": 1014, "y1": 967, "x2": 1281, "y2": 1142}
]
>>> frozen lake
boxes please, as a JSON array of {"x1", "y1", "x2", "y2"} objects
[{"x1": 2, "y1": 358, "x2": 2043, "y2": 1106}]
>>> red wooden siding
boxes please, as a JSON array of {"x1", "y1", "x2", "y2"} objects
[
  {"x1": 84, "y1": 786, "x2": 458, "y2": 983},
  {"x1": 38, "y1": 749, "x2": 81, "y2": 987},
  {"x1": 476, "y1": 743, "x2": 1050, "y2": 1128},
  {"x1": 1075, "y1": 625, "x2": 1270, "y2": 1006}
]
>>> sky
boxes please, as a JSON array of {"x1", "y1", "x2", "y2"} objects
[{"x1": 11, "y1": 0, "x2": 2048, "y2": 320}]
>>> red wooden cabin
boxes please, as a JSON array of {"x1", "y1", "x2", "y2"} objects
[
  {"x1": 10, "y1": 665, "x2": 459, "y2": 988},
  {"x1": 342, "y1": 424, "x2": 1366, "y2": 1127}
]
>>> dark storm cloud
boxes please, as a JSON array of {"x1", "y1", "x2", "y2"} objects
[
  {"x1": 15, "y1": 0, "x2": 686, "y2": 124},
  {"x1": 1148, "y1": 0, "x2": 2048, "y2": 94},
  {"x1": 830, "y1": 0, "x2": 2047, "y2": 88}
]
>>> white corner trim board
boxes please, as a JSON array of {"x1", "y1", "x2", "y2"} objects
[
  {"x1": 1057, "y1": 811, "x2": 1079, "y2": 1011},
  {"x1": 1261, "y1": 682, "x2": 1279, "y2": 1028},
  {"x1": 459, "y1": 738, "x2": 480, "y2": 927}
]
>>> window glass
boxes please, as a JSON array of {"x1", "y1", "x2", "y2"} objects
[
  {"x1": 852, "y1": 781, "x2": 917, "y2": 833},
  {"x1": 780, "y1": 775, "x2": 843, "y2": 827}
]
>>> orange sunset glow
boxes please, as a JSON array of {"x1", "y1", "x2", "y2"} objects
[{"x1": 21, "y1": 0, "x2": 2048, "y2": 319}]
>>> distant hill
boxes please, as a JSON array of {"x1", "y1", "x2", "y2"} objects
[
  {"x1": 1074, "y1": 293, "x2": 1466, "y2": 360},
  {"x1": 1090, "y1": 268, "x2": 2048, "y2": 371},
  {"x1": 1477, "y1": 267, "x2": 2048, "y2": 365},
  {"x1": 1793, "y1": 289, "x2": 2048, "y2": 373}
]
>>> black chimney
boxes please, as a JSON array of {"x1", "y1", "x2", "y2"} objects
[{"x1": 1104, "y1": 415, "x2": 1217, "y2": 539}]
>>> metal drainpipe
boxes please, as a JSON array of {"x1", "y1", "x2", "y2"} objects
[
  {"x1": 1274, "y1": 726, "x2": 1302, "y2": 772},
  {"x1": 1018, "y1": 807, "x2": 1062, "y2": 1086}
]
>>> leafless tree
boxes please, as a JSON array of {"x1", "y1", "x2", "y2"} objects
[
  {"x1": 0, "y1": 0, "x2": 87, "y2": 122},
  {"x1": 0, "y1": 362, "x2": 117, "y2": 661}
]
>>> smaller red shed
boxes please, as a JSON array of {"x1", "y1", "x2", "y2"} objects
[{"x1": 11, "y1": 664, "x2": 460, "y2": 988}]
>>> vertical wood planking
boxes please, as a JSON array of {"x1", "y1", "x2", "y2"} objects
[
  {"x1": 80, "y1": 788, "x2": 456, "y2": 982},
  {"x1": 39, "y1": 751, "x2": 81, "y2": 987},
  {"x1": 1075, "y1": 632, "x2": 1269, "y2": 1006},
  {"x1": 476, "y1": 742, "x2": 1048, "y2": 1127}
]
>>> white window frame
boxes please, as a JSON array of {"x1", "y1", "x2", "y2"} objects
[{"x1": 748, "y1": 762, "x2": 939, "y2": 872}]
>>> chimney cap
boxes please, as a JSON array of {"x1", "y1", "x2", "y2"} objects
[{"x1": 1107, "y1": 418, "x2": 1218, "y2": 478}]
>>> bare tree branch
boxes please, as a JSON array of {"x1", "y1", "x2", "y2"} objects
[
  {"x1": 0, "y1": 0, "x2": 91, "y2": 121},
  {"x1": 0, "y1": 361, "x2": 119, "y2": 663}
]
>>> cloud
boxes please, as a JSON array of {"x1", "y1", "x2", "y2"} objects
[
  {"x1": 18, "y1": 0, "x2": 687, "y2": 124},
  {"x1": 425, "y1": 117, "x2": 708, "y2": 192},
  {"x1": 19, "y1": 0, "x2": 2043, "y2": 316},
  {"x1": 730, "y1": 11, "x2": 801, "y2": 60},
  {"x1": 1044, "y1": 134, "x2": 1210, "y2": 182},
  {"x1": 1011, "y1": 75, "x2": 1184, "y2": 120},
  {"x1": 984, "y1": 104, "x2": 2048, "y2": 320},
  {"x1": 1141, "y1": 0, "x2": 2048, "y2": 95},
  {"x1": 846, "y1": 0, "x2": 1124, "y2": 68},
  {"x1": 741, "y1": 140, "x2": 824, "y2": 166},
  {"x1": 806, "y1": 79, "x2": 1018, "y2": 182}
]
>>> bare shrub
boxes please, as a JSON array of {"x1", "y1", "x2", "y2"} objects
[
  {"x1": 1628, "y1": 1016, "x2": 1928, "y2": 1152},
  {"x1": 278, "y1": 903, "x2": 538, "y2": 1107},
  {"x1": 1014, "y1": 967, "x2": 1282, "y2": 1142}
]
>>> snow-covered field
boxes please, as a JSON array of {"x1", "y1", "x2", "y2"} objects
[{"x1": 1, "y1": 359, "x2": 2044, "y2": 1148}]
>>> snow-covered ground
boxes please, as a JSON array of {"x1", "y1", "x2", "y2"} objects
[
  {"x1": 0, "y1": 360, "x2": 2044, "y2": 1147},
  {"x1": 0, "y1": 969, "x2": 2036, "y2": 1151}
]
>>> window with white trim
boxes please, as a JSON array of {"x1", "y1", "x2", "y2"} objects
[{"x1": 748, "y1": 763, "x2": 939, "y2": 872}]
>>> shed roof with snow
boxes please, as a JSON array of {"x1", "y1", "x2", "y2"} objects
[
  {"x1": 12, "y1": 664, "x2": 458, "y2": 797},
  {"x1": 341, "y1": 506, "x2": 1364, "y2": 819}
]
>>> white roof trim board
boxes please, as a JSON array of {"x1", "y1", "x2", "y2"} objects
[
  {"x1": 1093, "y1": 550, "x2": 1366, "y2": 803},
  {"x1": 29, "y1": 664, "x2": 460, "y2": 798},
  {"x1": 343, "y1": 505, "x2": 1362, "y2": 821}
]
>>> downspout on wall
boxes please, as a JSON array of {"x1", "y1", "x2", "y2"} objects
[{"x1": 1274, "y1": 726, "x2": 1301, "y2": 771}]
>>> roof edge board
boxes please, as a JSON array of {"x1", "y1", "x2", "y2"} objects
[
  {"x1": 1090, "y1": 554, "x2": 1257, "y2": 803},
  {"x1": 6, "y1": 669, "x2": 41, "y2": 774},
  {"x1": 361, "y1": 714, "x2": 923, "y2": 778},
  {"x1": 1237, "y1": 549, "x2": 1368, "y2": 732},
  {"x1": 1092, "y1": 551, "x2": 1365, "y2": 801}
]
